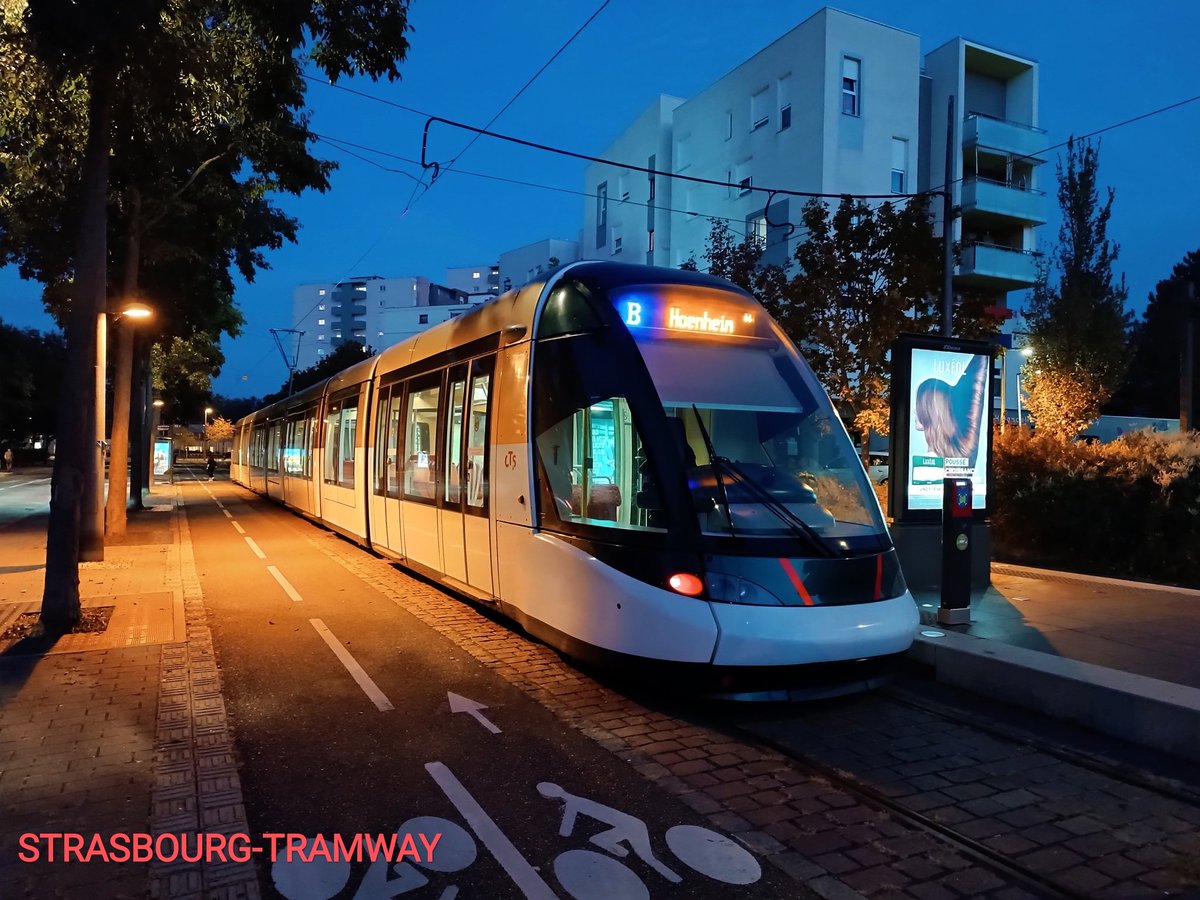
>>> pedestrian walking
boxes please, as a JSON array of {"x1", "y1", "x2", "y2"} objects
[
  {"x1": 206, "y1": 451, "x2": 217, "y2": 481},
  {"x1": 2, "y1": 447, "x2": 12, "y2": 472}
]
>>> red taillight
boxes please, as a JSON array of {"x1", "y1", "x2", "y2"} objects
[{"x1": 668, "y1": 573, "x2": 704, "y2": 596}]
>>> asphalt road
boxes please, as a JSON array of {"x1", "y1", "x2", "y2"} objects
[
  {"x1": 180, "y1": 467, "x2": 795, "y2": 900},
  {"x1": 0, "y1": 471, "x2": 52, "y2": 530}
]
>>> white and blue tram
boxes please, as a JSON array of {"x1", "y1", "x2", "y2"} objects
[{"x1": 232, "y1": 263, "x2": 918, "y2": 696}]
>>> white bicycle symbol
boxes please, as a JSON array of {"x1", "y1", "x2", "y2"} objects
[{"x1": 272, "y1": 761, "x2": 761, "y2": 899}]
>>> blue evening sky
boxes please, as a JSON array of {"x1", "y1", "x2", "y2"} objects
[{"x1": 2, "y1": 1, "x2": 1197, "y2": 398}]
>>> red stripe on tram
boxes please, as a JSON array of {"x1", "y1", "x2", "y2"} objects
[
  {"x1": 874, "y1": 554, "x2": 884, "y2": 600},
  {"x1": 778, "y1": 558, "x2": 815, "y2": 607}
]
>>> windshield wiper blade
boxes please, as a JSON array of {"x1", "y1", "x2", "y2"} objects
[
  {"x1": 716, "y1": 455, "x2": 838, "y2": 558},
  {"x1": 691, "y1": 405, "x2": 736, "y2": 537}
]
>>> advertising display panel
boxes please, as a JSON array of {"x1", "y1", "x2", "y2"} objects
[
  {"x1": 889, "y1": 334, "x2": 995, "y2": 522},
  {"x1": 153, "y1": 439, "x2": 173, "y2": 482}
]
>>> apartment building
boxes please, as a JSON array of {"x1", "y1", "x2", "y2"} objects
[
  {"x1": 582, "y1": 7, "x2": 1045, "y2": 308},
  {"x1": 290, "y1": 276, "x2": 476, "y2": 370}
]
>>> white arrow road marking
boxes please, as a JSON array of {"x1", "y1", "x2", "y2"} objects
[
  {"x1": 426, "y1": 762, "x2": 557, "y2": 900},
  {"x1": 447, "y1": 692, "x2": 501, "y2": 734},
  {"x1": 310, "y1": 618, "x2": 394, "y2": 712}
]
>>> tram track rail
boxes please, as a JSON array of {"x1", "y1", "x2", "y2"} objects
[{"x1": 720, "y1": 675, "x2": 1200, "y2": 900}]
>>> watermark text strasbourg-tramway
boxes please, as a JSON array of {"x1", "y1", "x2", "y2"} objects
[{"x1": 18, "y1": 831, "x2": 443, "y2": 864}]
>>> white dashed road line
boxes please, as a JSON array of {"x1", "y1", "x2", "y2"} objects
[
  {"x1": 267, "y1": 565, "x2": 304, "y2": 603},
  {"x1": 244, "y1": 536, "x2": 267, "y2": 559},
  {"x1": 222, "y1": 509, "x2": 233, "y2": 519},
  {"x1": 309, "y1": 618, "x2": 394, "y2": 712},
  {"x1": 231, "y1": 521, "x2": 246, "y2": 535}
]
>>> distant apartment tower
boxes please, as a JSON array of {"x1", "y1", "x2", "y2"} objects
[
  {"x1": 445, "y1": 264, "x2": 501, "y2": 300},
  {"x1": 291, "y1": 275, "x2": 475, "y2": 370},
  {"x1": 582, "y1": 7, "x2": 1045, "y2": 309},
  {"x1": 498, "y1": 238, "x2": 581, "y2": 293}
]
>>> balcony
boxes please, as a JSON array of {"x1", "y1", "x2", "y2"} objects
[
  {"x1": 961, "y1": 176, "x2": 1047, "y2": 226},
  {"x1": 958, "y1": 242, "x2": 1040, "y2": 291},
  {"x1": 963, "y1": 113, "x2": 1046, "y2": 162}
]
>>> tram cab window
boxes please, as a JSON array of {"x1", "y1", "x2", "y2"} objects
[
  {"x1": 404, "y1": 379, "x2": 441, "y2": 502},
  {"x1": 533, "y1": 335, "x2": 665, "y2": 533}
]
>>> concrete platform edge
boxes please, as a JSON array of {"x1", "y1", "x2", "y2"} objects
[{"x1": 907, "y1": 630, "x2": 1200, "y2": 764}]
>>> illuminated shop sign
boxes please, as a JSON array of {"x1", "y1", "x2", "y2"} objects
[{"x1": 613, "y1": 288, "x2": 756, "y2": 339}]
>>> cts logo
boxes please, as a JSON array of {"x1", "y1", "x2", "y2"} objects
[{"x1": 623, "y1": 302, "x2": 643, "y2": 326}]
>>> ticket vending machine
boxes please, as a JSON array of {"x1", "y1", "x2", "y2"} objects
[{"x1": 939, "y1": 477, "x2": 972, "y2": 625}]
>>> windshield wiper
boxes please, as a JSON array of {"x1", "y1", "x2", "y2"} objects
[
  {"x1": 715, "y1": 455, "x2": 837, "y2": 558},
  {"x1": 691, "y1": 405, "x2": 737, "y2": 537}
]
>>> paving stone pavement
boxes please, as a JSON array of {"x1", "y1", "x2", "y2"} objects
[{"x1": 0, "y1": 492, "x2": 258, "y2": 900}]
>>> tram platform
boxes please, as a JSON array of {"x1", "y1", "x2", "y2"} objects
[{"x1": 909, "y1": 563, "x2": 1200, "y2": 764}]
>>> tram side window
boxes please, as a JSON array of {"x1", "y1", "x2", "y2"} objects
[
  {"x1": 466, "y1": 367, "x2": 491, "y2": 510},
  {"x1": 374, "y1": 387, "x2": 391, "y2": 495},
  {"x1": 323, "y1": 397, "x2": 358, "y2": 487},
  {"x1": 445, "y1": 375, "x2": 466, "y2": 504},
  {"x1": 533, "y1": 337, "x2": 664, "y2": 533},
  {"x1": 386, "y1": 389, "x2": 403, "y2": 498},
  {"x1": 266, "y1": 423, "x2": 281, "y2": 473},
  {"x1": 404, "y1": 378, "x2": 440, "y2": 502},
  {"x1": 284, "y1": 416, "x2": 306, "y2": 475},
  {"x1": 251, "y1": 427, "x2": 265, "y2": 468}
]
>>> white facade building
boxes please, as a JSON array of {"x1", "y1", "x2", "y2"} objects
[
  {"x1": 497, "y1": 238, "x2": 581, "y2": 294},
  {"x1": 581, "y1": 7, "x2": 1045, "y2": 307},
  {"x1": 445, "y1": 264, "x2": 501, "y2": 300},
  {"x1": 291, "y1": 275, "x2": 477, "y2": 370}
]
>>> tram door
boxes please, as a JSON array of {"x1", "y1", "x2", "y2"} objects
[
  {"x1": 265, "y1": 420, "x2": 283, "y2": 497},
  {"x1": 438, "y1": 359, "x2": 495, "y2": 596}
]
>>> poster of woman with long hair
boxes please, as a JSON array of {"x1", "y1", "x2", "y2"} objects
[{"x1": 907, "y1": 349, "x2": 990, "y2": 510}]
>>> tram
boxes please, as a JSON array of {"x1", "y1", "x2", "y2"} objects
[{"x1": 232, "y1": 262, "x2": 918, "y2": 697}]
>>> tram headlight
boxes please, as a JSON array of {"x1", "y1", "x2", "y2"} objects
[
  {"x1": 704, "y1": 572, "x2": 784, "y2": 606},
  {"x1": 667, "y1": 573, "x2": 704, "y2": 596}
]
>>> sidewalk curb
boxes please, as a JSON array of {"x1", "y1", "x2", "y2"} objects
[
  {"x1": 992, "y1": 561, "x2": 1200, "y2": 598},
  {"x1": 149, "y1": 491, "x2": 259, "y2": 900},
  {"x1": 908, "y1": 628, "x2": 1200, "y2": 764}
]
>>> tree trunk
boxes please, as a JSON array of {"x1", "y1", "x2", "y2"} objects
[
  {"x1": 128, "y1": 333, "x2": 146, "y2": 510},
  {"x1": 42, "y1": 64, "x2": 114, "y2": 633},
  {"x1": 104, "y1": 192, "x2": 142, "y2": 537}
]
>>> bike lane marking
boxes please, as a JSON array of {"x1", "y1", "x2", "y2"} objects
[
  {"x1": 310, "y1": 617, "x2": 395, "y2": 711},
  {"x1": 426, "y1": 761, "x2": 558, "y2": 900},
  {"x1": 268, "y1": 565, "x2": 304, "y2": 603}
]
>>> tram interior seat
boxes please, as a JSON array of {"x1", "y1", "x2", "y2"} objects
[
  {"x1": 569, "y1": 483, "x2": 621, "y2": 521},
  {"x1": 408, "y1": 454, "x2": 436, "y2": 499}
]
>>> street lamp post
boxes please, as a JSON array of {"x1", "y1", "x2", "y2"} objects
[
  {"x1": 102, "y1": 300, "x2": 155, "y2": 541},
  {"x1": 1016, "y1": 345, "x2": 1034, "y2": 428}
]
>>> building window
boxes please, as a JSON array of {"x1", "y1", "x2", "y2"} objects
[
  {"x1": 675, "y1": 136, "x2": 689, "y2": 171},
  {"x1": 842, "y1": 57, "x2": 861, "y2": 116},
  {"x1": 725, "y1": 111, "x2": 733, "y2": 140},
  {"x1": 891, "y1": 138, "x2": 908, "y2": 194},
  {"x1": 777, "y1": 75, "x2": 792, "y2": 131},
  {"x1": 318, "y1": 318, "x2": 325, "y2": 325},
  {"x1": 419, "y1": 314, "x2": 428, "y2": 324},
  {"x1": 648, "y1": 230, "x2": 655, "y2": 252},
  {"x1": 735, "y1": 160, "x2": 752, "y2": 196},
  {"x1": 750, "y1": 88, "x2": 769, "y2": 130},
  {"x1": 752, "y1": 215, "x2": 767, "y2": 242},
  {"x1": 612, "y1": 226, "x2": 623, "y2": 254},
  {"x1": 595, "y1": 181, "x2": 608, "y2": 247},
  {"x1": 618, "y1": 172, "x2": 629, "y2": 202},
  {"x1": 318, "y1": 303, "x2": 326, "y2": 311},
  {"x1": 472, "y1": 271, "x2": 480, "y2": 279},
  {"x1": 319, "y1": 290, "x2": 326, "y2": 296}
]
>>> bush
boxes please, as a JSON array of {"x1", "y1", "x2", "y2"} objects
[{"x1": 992, "y1": 426, "x2": 1200, "y2": 586}]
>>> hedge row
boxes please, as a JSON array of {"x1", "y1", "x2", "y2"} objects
[{"x1": 990, "y1": 427, "x2": 1200, "y2": 586}]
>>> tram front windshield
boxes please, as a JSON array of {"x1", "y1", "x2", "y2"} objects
[{"x1": 637, "y1": 338, "x2": 888, "y2": 550}]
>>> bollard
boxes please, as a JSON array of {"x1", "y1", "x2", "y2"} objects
[{"x1": 938, "y1": 477, "x2": 972, "y2": 625}]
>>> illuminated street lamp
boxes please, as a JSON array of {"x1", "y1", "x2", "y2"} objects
[
  {"x1": 92, "y1": 299, "x2": 155, "y2": 554},
  {"x1": 204, "y1": 406, "x2": 214, "y2": 428}
]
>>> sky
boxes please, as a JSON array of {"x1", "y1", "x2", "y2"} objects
[{"x1": 2, "y1": 0, "x2": 1198, "y2": 400}]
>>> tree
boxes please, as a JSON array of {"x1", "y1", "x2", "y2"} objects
[
  {"x1": 263, "y1": 342, "x2": 377, "y2": 404},
  {"x1": 204, "y1": 416, "x2": 235, "y2": 444},
  {"x1": 1023, "y1": 138, "x2": 1131, "y2": 439},
  {"x1": 1107, "y1": 249, "x2": 1200, "y2": 418},
  {"x1": 3, "y1": 0, "x2": 415, "y2": 632}
]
